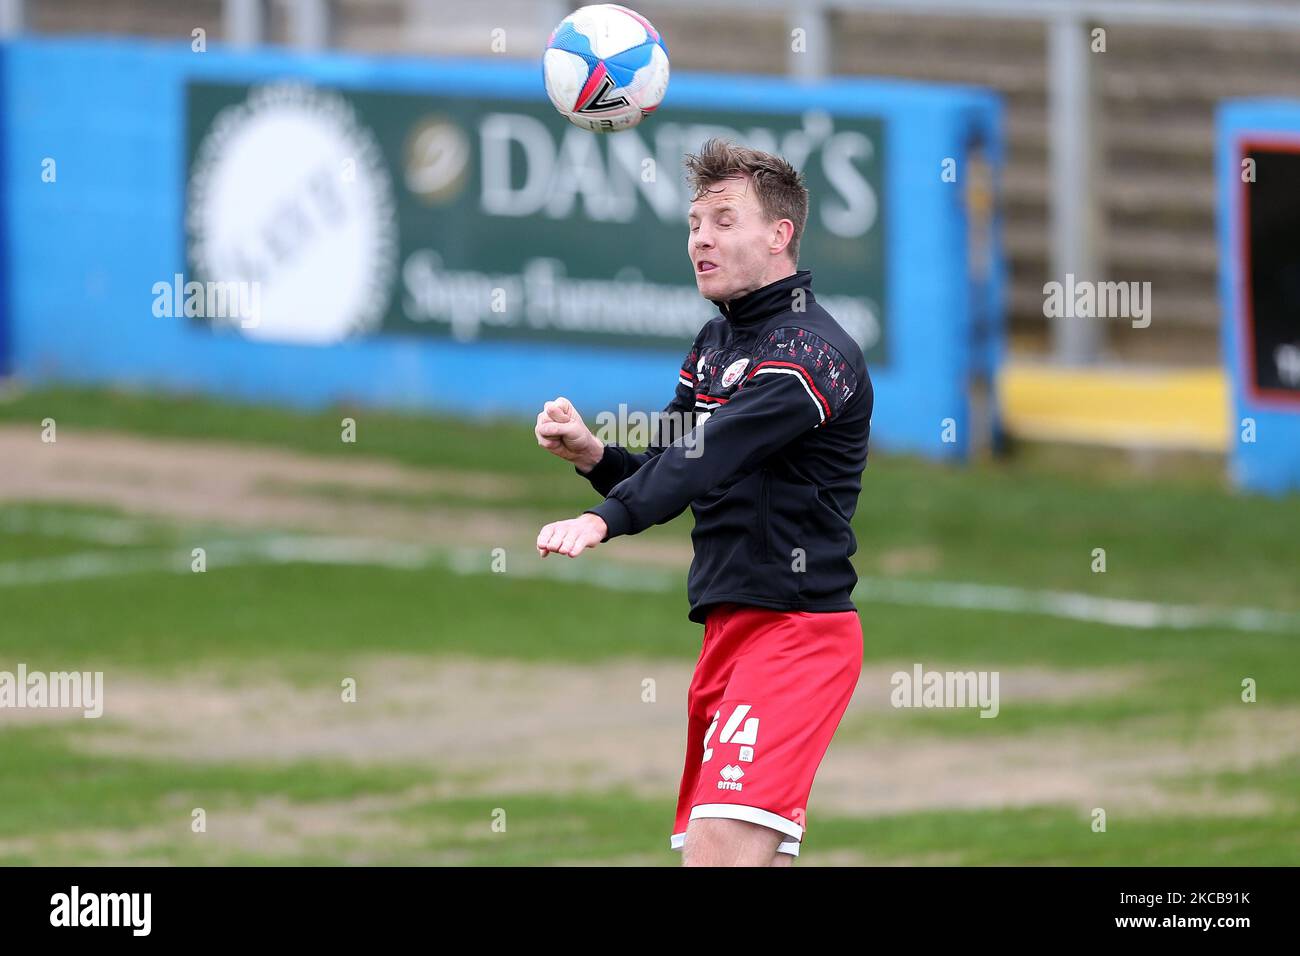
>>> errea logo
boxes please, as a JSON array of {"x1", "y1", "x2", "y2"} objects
[{"x1": 718, "y1": 765, "x2": 745, "y2": 790}]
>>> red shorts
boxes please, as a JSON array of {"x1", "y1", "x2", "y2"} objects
[{"x1": 670, "y1": 604, "x2": 863, "y2": 857}]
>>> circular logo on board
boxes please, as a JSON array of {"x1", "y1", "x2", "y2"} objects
[{"x1": 186, "y1": 83, "x2": 398, "y2": 344}]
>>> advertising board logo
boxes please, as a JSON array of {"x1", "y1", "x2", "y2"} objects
[
  {"x1": 404, "y1": 117, "x2": 470, "y2": 204},
  {"x1": 186, "y1": 83, "x2": 398, "y2": 344}
]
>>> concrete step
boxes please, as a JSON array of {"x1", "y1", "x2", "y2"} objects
[{"x1": 32, "y1": 0, "x2": 224, "y2": 37}]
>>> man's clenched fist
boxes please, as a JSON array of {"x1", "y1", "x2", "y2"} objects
[
  {"x1": 537, "y1": 513, "x2": 608, "y2": 558},
  {"x1": 535, "y1": 396, "x2": 604, "y2": 472}
]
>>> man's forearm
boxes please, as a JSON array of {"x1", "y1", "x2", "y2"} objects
[
  {"x1": 575, "y1": 405, "x2": 692, "y2": 492},
  {"x1": 577, "y1": 442, "x2": 652, "y2": 499}
]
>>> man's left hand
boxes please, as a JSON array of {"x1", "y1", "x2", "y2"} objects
[{"x1": 536, "y1": 513, "x2": 608, "y2": 558}]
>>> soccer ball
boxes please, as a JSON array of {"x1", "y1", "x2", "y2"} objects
[{"x1": 543, "y1": 4, "x2": 669, "y2": 133}]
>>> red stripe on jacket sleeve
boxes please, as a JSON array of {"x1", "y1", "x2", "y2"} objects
[{"x1": 744, "y1": 360, "x2": 833, "y2": 421}]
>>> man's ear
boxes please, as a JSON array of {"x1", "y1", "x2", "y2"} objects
[{"x1": 770, "y1": 219, "x2": 794, "y2": 257}]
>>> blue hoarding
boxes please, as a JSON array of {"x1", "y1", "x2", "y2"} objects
[{"x1": 0, "y1": 38, "x2": 1003, "y2": 459}]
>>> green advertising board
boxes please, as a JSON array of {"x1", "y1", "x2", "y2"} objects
[{"x1": 185, "y1": 80, "x2": 886, "y2": 362}]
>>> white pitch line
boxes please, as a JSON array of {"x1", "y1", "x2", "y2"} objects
[
  {"x1": 851, "y1": 577, "x2": 1300, "y2": 634},
  {"x1": 0, "y1": 509, "x2": 164, "y2": 546},
  {"x1": 0, "y1": 550, "x2": 187, "y2": 587},
  {"x1": 1, "y1": 513, "x2": 1296, "y2": 635}
]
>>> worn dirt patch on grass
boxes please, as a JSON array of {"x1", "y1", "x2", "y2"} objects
[
  {"x1": 0, "y1": 426, "x2": 692, "y2": 567},
  {"x1": 38, "y1": 657, "x2": 1294, "y2": 823},
  {"x1": 0, "y1": 785, "x2": 455, "y2": 865},
  {"x1": 6, "y1": 656, "x2": 1290, "y2": 864}
]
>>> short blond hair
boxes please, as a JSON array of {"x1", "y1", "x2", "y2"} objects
[{"x1": 683, "y1": 138, "x2": 809, "y2": 265}]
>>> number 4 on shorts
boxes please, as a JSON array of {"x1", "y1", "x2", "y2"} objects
[{"x1": 702, "y1": 704, "x2": 760, "y2": 762}]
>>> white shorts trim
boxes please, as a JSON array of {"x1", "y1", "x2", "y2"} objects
[
  {"x1": 689, "y1": 804, "x2": 803, "y2": 841},
  {"x1": 669, "y1": 804, "x2": 804, "y2": 856},
  {"x1": 669, "y1": 830, "x2": 801, "y2": 857}
]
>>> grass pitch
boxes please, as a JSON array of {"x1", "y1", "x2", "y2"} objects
[{"x1": 0, "y1": 386, "x2": 1296, "y2": 865}]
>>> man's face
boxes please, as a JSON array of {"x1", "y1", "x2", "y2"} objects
[{"x1": 687, "y1": 175, "x2": 783, "y2": 302}]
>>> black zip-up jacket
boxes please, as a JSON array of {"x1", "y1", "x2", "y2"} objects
[{"x1": 582, "y1": 270, "x2": 872, "y2": 624}]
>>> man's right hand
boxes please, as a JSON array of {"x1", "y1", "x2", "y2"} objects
[{"x1": 535, "y1": 396, "x2": 605, "y2": 472}]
